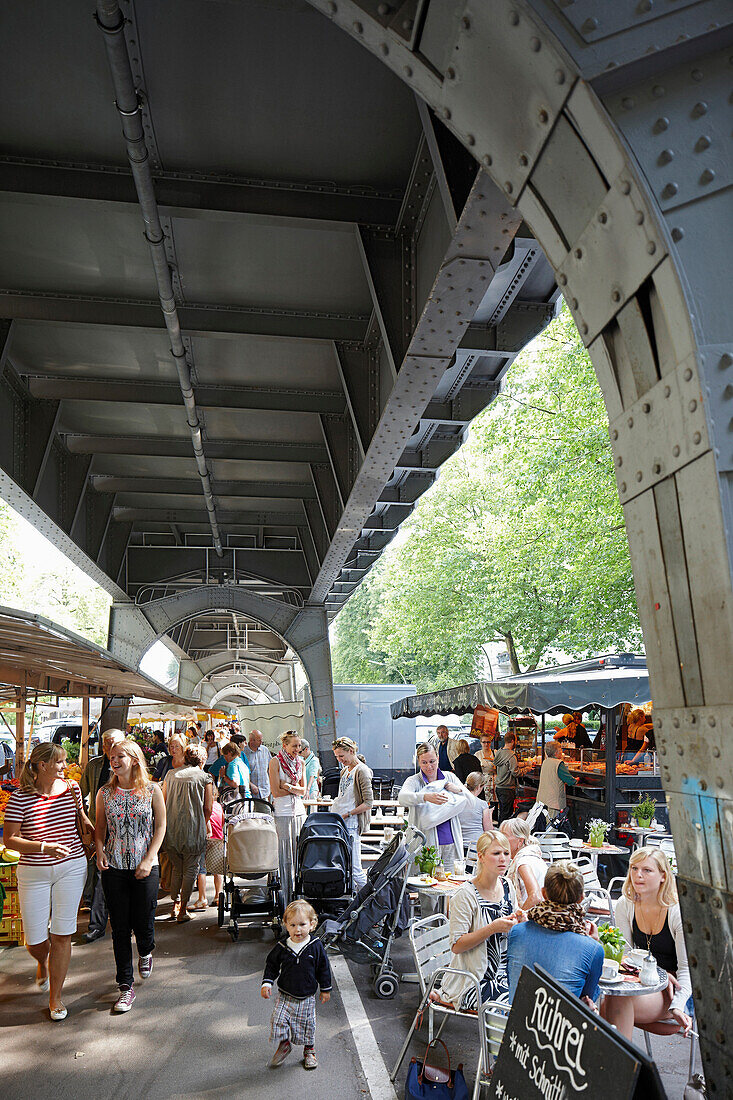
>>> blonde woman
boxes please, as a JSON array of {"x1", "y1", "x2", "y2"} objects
[
  {"x1": 95, "y1": 739, "x2": 166, "y2": 1012},
  {"x1": 268, "y1": 731, "x2": 306, "y2": 902},
  {"x1": 3, "y1": 743, "x2": 89, "y2": 1021},
  {"x1": 601, "y1": 847, "x2": 692, "y2": 1039},
  {"x1": 331, "y1": 737, "x2": 373, "y2": 891},
  {"x1": 499, "y1": 817, "x2": 547, "y2": 910},
  {"x1": 398, "y1": 743, "x2": 469, "y2": 871},
  {"x1": 437, "y1": 830, "x2": 524, "y2": 1010}
]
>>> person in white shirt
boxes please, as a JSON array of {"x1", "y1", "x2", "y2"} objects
[
  {"x1": 499, "y1": 817, "x2": 547, "y2": 910},
  {"x1": 457, "y1": 772, "x2": 493, "y2": 848}
]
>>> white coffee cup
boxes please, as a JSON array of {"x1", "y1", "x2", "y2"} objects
[
  {"x1": 601, "y1": 959, "x2": 620, "y2": 981},
  {"x1": 627, "y1": 949, "x2": 646, "y2": 967}
]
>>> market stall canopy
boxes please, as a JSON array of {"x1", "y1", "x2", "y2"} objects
[
  {"x1": 390, "y1": 654, "x2": 649, "y2": 719},
  {"x1": 236, "y1": 701, "x2": 304, "y2": 751},
  {"x1": 0, "y1": 605, "x2": 192, "y2": 704},
  {"x1": 127, "y1": 702, "x2": 198, "y2": 723}
]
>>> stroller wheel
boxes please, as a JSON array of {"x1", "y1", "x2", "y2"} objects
[
  {"x1": 217, "y1": 892, "x2": 225, "y2": 928},
  {"x1": 275, "y1": 888, "x2": 285, "y2": 918},
  {"x1": 229, "y1": 921, "x2": 239, "y2": 942},
  {"x1": 374, "y1": 972, "x2": 399, "y2": 999}
]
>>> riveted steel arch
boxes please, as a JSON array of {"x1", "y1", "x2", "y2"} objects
[
  {"x1": 308, "y1": 0, "x2": 733, "y2": 1086},
  {"x1": 108, "y1": 585, "x2": 335, "y2": 757}
]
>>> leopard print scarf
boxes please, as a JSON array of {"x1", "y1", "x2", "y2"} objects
[{"x1": 527, "y1": 900, "x2": 587, "y2": 936}]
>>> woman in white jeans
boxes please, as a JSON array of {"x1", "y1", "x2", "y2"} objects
[
  {"x1": 268, "y1": 731, "x2": 306, "y2": 903},
  {"x1": 3, "y1": 743, "x2": 90, "y2": 1021},
  {"x1": 331, "y1": 737, "x2": 373, "y2": 892}
]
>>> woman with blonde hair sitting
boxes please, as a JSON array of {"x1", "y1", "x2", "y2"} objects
[
  {"x1": 95, "y1": 739, "x2": 166, "y2": 1013},
  {"x1": 436, "y1": 830, "x2": 524, "y2": 1010},
  {"x1": 601, "y1": 846, "x2": 692, "y2": 1039},
  {"x1": 499, "y1": 817, "x2": 547, "y2": 910}
]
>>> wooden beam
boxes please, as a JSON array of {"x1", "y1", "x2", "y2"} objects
[
  {"x1": 80, "y1": 695, "x2": 90, "y2": 770},
  {"x1": 15, "y1": 687, "x2": 25, "y2": 769}
]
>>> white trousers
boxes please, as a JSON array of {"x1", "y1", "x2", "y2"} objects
[
  {"x1": 348, "y1": 822, "x2": 367, "y2": 892},
  {"x1": 16, "y1": 856, "x2": 87, "y2": 944}
]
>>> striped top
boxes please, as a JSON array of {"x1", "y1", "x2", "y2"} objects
[{"x1": 3, "y1": 781, "x2": 85, "y2": 865}]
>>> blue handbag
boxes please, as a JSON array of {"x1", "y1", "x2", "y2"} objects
[{"x1": 404, "y1": 1040, "x2": 469, "y2": 1100}]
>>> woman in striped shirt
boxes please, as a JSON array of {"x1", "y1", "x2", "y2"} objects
[{"x1": 3, "y1": 742, "x2": 90, "y2": 1021}]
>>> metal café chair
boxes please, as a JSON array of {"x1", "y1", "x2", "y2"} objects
[
  {"x1": 473, "y1": 999, "x2": 511, "y2": 1099},
  {"x1": 391, "y1": 914, "x2": 483, "y2": 1083},
  {"x1": 535, "y1": 830, "x2": 572, "y2": 862}
]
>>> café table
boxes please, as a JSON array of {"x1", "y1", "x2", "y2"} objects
[
  {"x1": 569, "y1": 839, "x2": 629, "y2": 870},
  {"x1": 406, "y1": 874, "x2": 468, "y2": 918},
  {"x1": 598, "y1": 963, "x2": 668, "y2": 1001}
]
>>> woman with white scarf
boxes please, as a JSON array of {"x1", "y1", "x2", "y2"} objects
[
  {"x1": 398, "y1": 743, "x2": 470, "y2": 871},
  {"x1": 499, "y1": 817, "x2": 547, "y2": 910},
  {"x1": 268, "y1": 731, "x2": 306, "y2": 903}
]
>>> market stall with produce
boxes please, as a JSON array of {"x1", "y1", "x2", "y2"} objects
[{"x1": 390, "y1": 654, "x2": 664, "y2": 836}]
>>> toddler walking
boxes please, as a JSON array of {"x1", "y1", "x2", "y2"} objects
[{"x1": 261, "y1": 900, "x2": 331, "y2": 1069}]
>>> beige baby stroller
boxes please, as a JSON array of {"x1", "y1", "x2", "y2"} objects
[{"x1": 217, "y1": 795, "x2": 284, "y2": 940}]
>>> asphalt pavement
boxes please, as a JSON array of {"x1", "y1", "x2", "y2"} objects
[{"x1": 0, "y1": 894, "x2": 698, "y2": 1099}]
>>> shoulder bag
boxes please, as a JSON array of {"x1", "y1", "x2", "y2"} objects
[
  {"x1": 404, "y1": 1039, "x2": 468, "y2": 1100},
  {"x1": 71, "y1": 782, "x2": 96, "y2": 859}
]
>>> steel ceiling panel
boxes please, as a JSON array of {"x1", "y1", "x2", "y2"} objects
[
  {"x1": 9, "y1": 322, "x2": 177, "y2": 382},
  {"x1": 0, "y1": 0, "x2": 128, "y2": 165},
  {"x1": 189, "y1": 333, "x2": 339, "y2": 389},
  {"x1": 0, "y1": 199, "x2": 157, "y2": 299},
  {"x1": 60, "y1": 401, "x2": 189, "y2": 438},
  {"x1": 171, "y1": 216, "x2": 371, "y2": 314},
  {"x1": 200, "y1": 407, "x2": 323, "y2": 442},
  {"x1": 208, "y1": 459, "x2": 312, "y2": 482},
  {"x1": 117, "y1": 494, "x2": 306, "y2": 512},
  {"x1": 90, "y1": 455, "x2": 201, "y2": 479},
  {"x1": 135, "y1": 0, "x2": 419, "y2": 189}
]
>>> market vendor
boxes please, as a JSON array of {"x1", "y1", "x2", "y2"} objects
[
  {"x1": 569, "y1": 712, "x2": 592, "y2": 749},
  {"x1": 629, "y1": 719, "x2": 656, "y2": 765},
  {"x1": 536, "y1": 742, "x2": 577, "y2": 827},
  {"x1": 623, "y1": 708, "x2": 648, "y2": 755}
]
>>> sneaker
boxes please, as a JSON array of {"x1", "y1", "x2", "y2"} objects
[
  {"x1": 113, "y1": 987, "x2": 136, "y2": 1013},
  {"x1": 138, "y1": 954, "x2": 153, "y2": 979},
  {"x1": 303, "y1": 1047, "x2": 318, "y2": 1070},
  {"x1": 269, "y1": 1040, "x2": 292, "y2": 1067}
]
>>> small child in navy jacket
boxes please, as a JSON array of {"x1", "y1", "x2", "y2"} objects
[{"x1": 261, "y1": 899, "x2": 332, "y2": 1070}]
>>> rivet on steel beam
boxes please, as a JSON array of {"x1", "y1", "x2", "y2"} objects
[
  {"x1": 583, "y1": 18, "x2": 598, "y2": 32},
  {"x1": 647, "y1": 242, "x2": 657, "y2": 254},
  {"x1": 720, "y1": 353, "x2": 733, "y2": 369},
  {"x1": 555, "y1": 70, "x2": 566, "y2": 84},
  {"x1": 628, "y1": 416, "x2": 634, "y2": 428},
  {"x1": 539, "y1": 110, "x2": 549, "y2": 124},
  {"x1": 684, "y1": 367, "x2": 693, "y2": 381},
  {"x1": 505, "y1": 182, "x2": 513, "y2": 194},
  {"x1": 379, "y1": 43, "x2": 389, "y2": 55},
  {"x1": 693, "y1": 432, "x2": 701, "y2": 444},
  {"x1": 482, "y1": 155, "x2": 493, "y2": 166},
  {"x1": 622, "y1": 97, "x2": 634, "y2": 110},
  {"x1": 599, "y1": 211, "x2": 608, "y2": 224},
  {"x1": 692, "y1": 102, "x2": 708, "y2": 117},
  {"x1": 327, "y1": 1, "x2": 337, "y2": 12},
  {"x1": 558, "y1": 273, "x2": 567, "y2": 285},
  {"x1": 612, "y1": 429, "x2": 618, "y2": 440},
  {"x1": 574, "y1": 248, "x2": 583, "y2": 259},
  {"x1": 466, "y1": 134, "x2": 476, "y2": 146},
  {"x1": 673, "y1": 445, "x2": 680, "y2": 456},
  {"x1": 671, "y1": 227, "x2": 684, "y2": 242},
  {"x1": 700, "y1": 168, "x2": 715, "y2": 184},
  {"x1": 620, "y1": 180, "x2": 631, "y2": 195},
  {"x1": 446, "y1": 67, "x2": 456, "y2": 80},
  {"x1": 571, "y1": 298, "x2": 578, "y2": 309},
  {"x1": 581, "y1": 324, "x2": 588, "y2": 335},
  {"x1": 672, "y1": 717, "x2": 680, "y2": 730},
  {"x1": 404, "y1": 65, "x2": 413, "y2": 77},
  {"x1": 691, "y1": 68, "x2": 703, "y2": 82},
  {"x1": 612, "y1": 289, "x2": 621, "y2": 302},
  {"x1": 530, "y1": 37, "x2": 541, "y2": 52},
  {"x1": 643, "y1": 402, "x2": 651, "y2": 413},
  {"x1": 461, "y1": 16, "x2": 471, "y2": 30},
  {"x1": 442, "y1": 107, "x2": 452, "y2": 120},
  {"x1": 716, "y1": 777, "x2": 724, "y2": 789},
  {"x1": 653, "y1": 462, "x2": 661, "y2": 474},
  {"x1": 636, "y1": 471, "x2": 643, "y2": 482},
  {"x1": 353, "y1": 21, "x2": 363, "y2": 33},
  {"x1": 519, "y1": 154, "x2": 528, "y2": 166},
  {"x1": 662, "y1": 182, "x2": 678, "y2": 198},
  {"x1": 654, "y1": 117, "x2": 669, "y2": 133},
  {"x1": 509, "y1": 11, "x2": 519, "y2": 26},
  {"x1": 658, "y1": 149, "x2": 674, "y2": 165},
  {"x1": 621, "y1": 482, "x2": 627, "y2": 492},
  {"x1": 651, "y1": 82, "x2": 664, "y2": 97},
  {"x1": 689, "y1": 399, "x2": 697, "y2": 412},
  {"x1": 677, "y1": 745, "x2": 684, "y2": 754},
  {"x1": 695, "y1": 135, "x2": 711, "y2": 152},
  {"x1": 664, "y1": 385, "x2": 671, "y2": 397}
]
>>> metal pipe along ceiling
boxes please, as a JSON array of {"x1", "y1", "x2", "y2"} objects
[{"x1": 95, "y1": 0, "x2": 223, "y2": 556}]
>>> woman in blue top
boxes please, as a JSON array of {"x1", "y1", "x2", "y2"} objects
[
  {"x1": 506, "y1": 860, "x2": 604, "y2": 1008},
  {"x1": 220, "y1": 742, "x2": 251, "y2": 795}
]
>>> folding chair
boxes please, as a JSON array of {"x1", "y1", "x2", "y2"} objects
[
  {"x1": 464, "y1": 840, "x2": 478, "y2": 874},
  {"x1": 390, "y1": 914, "x2": 482, "y2": 1082},
  {"x1": 473, "y1": 999, "x2": 510, "y2": 1099},
  {"x1": 535, "y1": 830, "x2": 572, "y2": 862}
]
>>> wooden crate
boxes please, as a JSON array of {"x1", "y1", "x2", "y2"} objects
[
  {"x1": 0, "y1": 861, "x2": 18, "y2": 887},
  {"x1": 0, "y1": 914, "x2": 25, "y2": 945}
]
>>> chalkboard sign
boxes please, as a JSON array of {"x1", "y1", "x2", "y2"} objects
[{"x1": 487, "y1": 966, "x2": 666, "y2": 1100}]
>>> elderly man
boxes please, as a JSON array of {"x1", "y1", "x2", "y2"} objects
[
  {"x1": 242, "y1": 728, "x2": 271, "y2": 800},
  {"x1": 430, "y1": 724, "x2": 461, "y2": 775},
  {"x1": 80, "y1": 728, "x2": 125, "y2": 942}
]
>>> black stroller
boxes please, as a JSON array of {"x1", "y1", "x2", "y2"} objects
[
  {"x1": 319, "y1": 825, "x2": 425, "y2": 999},
  {"x1": 217, "y1": 793, "x2": 284, "y2": 941},
  {"x1": 294, "y1": 812, "x2": 352, "y2": 915}
]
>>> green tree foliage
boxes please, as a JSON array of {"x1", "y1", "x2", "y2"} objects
[
  {"x1": 0, "y1": 501, "x2": 111, "y2": 647},
  {"x1": 331, "y1": 308, "x2": 642, "y2": 691}
]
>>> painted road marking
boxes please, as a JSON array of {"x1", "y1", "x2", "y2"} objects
[{"x1": 330, "y1": 954, "x2": 398, "y2": 1100}]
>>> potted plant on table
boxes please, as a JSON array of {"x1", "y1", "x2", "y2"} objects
[
  {"x1": 587, "y1": 818, "x2": 611, "y2": 848},
  {"x1": 598, "y1": 922, "x2": 626, "y2": 963},
  {"x1": 416, "y1": 844, "x2": 439, "y2": 876},
  {"x1": 632, "y1": 795, "x2": 657, "y2": 830}
]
